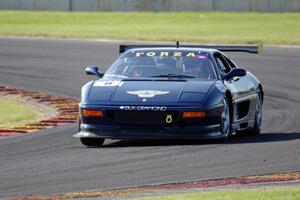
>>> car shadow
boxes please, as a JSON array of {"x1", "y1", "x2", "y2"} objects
[
  {"x1": 98, "y1": 132, "x2": 300, "y2": 148},
  {"x1": 228, "y1": 132, "x2": 300, "y2": 144}
]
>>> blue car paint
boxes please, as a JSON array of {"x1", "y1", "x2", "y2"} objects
[
  {"x1": 76, "y1": 47, "x2": 263, "y2": 141},
  {"x1": 78, "y1": 78, "x2": 225, "y2": 139},
  {"x1": 84, "y1": 79, "x2": 217, "y2": 105}
]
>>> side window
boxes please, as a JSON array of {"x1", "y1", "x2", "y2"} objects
[
  {"x1": 223, "y1": 55, "x2": 237, "y2": 69},
  {"x1": 214, "y1": 53, "x2": 231, "y2": 74}
]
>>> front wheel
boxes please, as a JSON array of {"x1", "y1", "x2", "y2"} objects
[
  {"x1": 220, "y1": 97, "x2": 232, "y2": 140},
  {"x1": 80, "y1": 138, "x2": 105, "y2": 147}
]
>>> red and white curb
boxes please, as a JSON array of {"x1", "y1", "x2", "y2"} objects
[
  {"x1": 0, "y1": 86, "x2": 78, "y2": 137},
  {"x1": 7, "y1": 171, "x2": 300, "y2": 200}
]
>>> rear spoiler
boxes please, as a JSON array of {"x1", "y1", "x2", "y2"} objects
[{"x1": 119, "y1": 42, "x2": 263, "y2": 55}]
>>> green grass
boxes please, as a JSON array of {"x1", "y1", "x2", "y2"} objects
[
  {"x1": 0, "y1": 11, "x2": 300, "y2": 45},
  {"x1": 133, "y1": 187, "x2": 300, "y2": 200},
  {"x1": 0, "y1": 99, "x2": 38, "y2": 127}
]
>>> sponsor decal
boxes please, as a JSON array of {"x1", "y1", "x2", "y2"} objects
[
  {"x1": 186, "y1": 52, "x2": 196, "y2": 57},
  {"x1": 127, "y1": 90, "x2": 170, "y2": 98},
  {"x1": 120, "y1": 106, "x2": 167, "y2": 111},
  {"x1": 197, "y1": 55, "x2": 208, "y2": 59},
  {"x1": 133, "y1": 51, "x2": 210, "y2": 59}
]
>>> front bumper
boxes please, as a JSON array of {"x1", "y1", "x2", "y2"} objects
[
  {"x1": 74, "y1": 103, "x2": 225, "y2": 140},
  {"x1": 74, "y1": 123, "x2": 224, "y2": 139}
]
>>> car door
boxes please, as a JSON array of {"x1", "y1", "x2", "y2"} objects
[{"x1": 214, "y1": 52, "x2": 256, "y2": 124}]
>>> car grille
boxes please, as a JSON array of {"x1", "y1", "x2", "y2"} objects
[{"x1": 107, "y1": 110, "x2": 179, "y2": 125}]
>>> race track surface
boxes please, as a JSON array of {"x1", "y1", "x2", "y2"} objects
[{"x1": 0, "y1": 38, "x2": 299, "y2": 198}]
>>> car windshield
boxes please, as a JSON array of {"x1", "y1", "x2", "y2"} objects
[{"x1": 104, "y1": 50, "x2": 216, "y2": 80}]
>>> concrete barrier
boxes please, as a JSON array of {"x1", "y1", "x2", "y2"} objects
[{"x1": 0, "y1": 0, "x2": 299, "y2": 12}]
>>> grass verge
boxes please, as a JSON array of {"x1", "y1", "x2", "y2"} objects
[
  {"x1": 0, "y1": 11, "x2": 299, "y2": 45},
  {"x1": 133, "y1": 186, "x2": 300, "y2": 200},
  {"x1": 0, "y1": 98, "x2": 38, "y2": 127}
]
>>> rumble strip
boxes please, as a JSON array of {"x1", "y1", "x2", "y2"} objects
[
  {"x1": 7, "y1": 171, "x2": 300, "y2": 200},
  {"x1": 0, "y1": 86, "x2": 78, "y2": 137}
]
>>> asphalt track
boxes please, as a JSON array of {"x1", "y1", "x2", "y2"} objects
[{"x1": 0, "y1": 38, "x2": 299, "y2": 198}]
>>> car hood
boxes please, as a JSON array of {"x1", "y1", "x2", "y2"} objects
[{"x1": 86, "y1": 79, "x2": 215, "y2": 104}]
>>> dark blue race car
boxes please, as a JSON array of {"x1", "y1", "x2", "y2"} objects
[{"x1": 74, "y1": 44, "x2": 264, "y2": 147}]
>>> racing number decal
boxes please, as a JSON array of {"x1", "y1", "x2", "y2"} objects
[{"x1": 166, "y1": 115, "x2": 173, "y2": 124}]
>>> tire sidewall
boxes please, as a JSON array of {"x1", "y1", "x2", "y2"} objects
[
  {"x1": 221, "y1": 96, "x2": 232, "y2": 139},
  {"x1": 254, "y1": 90, "x2": 263, "y2": 133}
]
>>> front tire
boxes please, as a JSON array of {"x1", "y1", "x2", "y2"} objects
[
  {"x1": 80, "y1": 138, "x2": 105, "y2": 147},
  {"x1": 220, "y1": 96, "x2": 232, "y2": 140}
]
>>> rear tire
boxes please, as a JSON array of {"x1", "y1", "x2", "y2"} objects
[
  {"x1": 237, "y1": 90, "x2": 263, "y2": 135},
  {"x1": 80, "y1": 138, "x2": 105, "y2": 147}
]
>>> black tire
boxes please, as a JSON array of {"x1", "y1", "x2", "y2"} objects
[
  {"x1": 220, "y1": 96, "x2": 232, "y2": 141},
  {"x1": 237, "y1": 90, "x2": 263, "y2": 135},
  {"x1": 80, "y1": 138, "x2": 105, "y2": 147},
  {"x1": 78, "y1": 119, "x2": 81, "y2": 132}
]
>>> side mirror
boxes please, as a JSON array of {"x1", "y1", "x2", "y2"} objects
[
  {"x1": 85, "y1": 66, "x2": 104, "y2": 78},
  {"x1": 224, "y1": 68, "x2": 247, "y2": 80}
]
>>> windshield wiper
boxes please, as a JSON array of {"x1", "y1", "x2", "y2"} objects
[{"x1": 150, "y1": 74, "x2": 196, "y2": 78}]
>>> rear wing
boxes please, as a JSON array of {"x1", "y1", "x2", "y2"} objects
[{"x1": 119, "y1": 42, "x2": 263, "y2": 55}]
